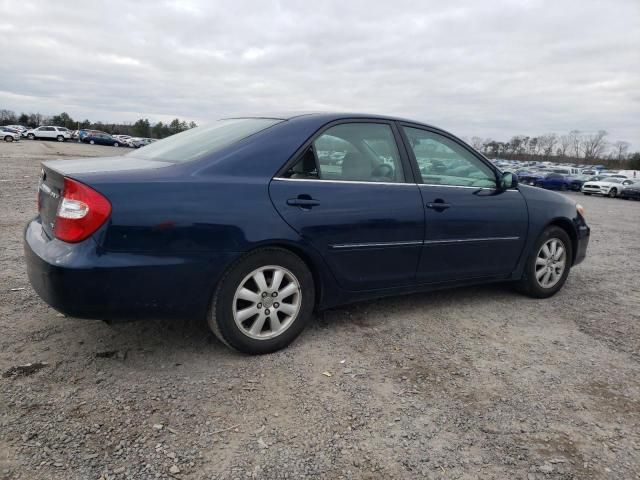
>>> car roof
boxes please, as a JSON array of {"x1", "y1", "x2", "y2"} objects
[{"x1": 222, "y1": 111, "x2": 439, "y2": 128}]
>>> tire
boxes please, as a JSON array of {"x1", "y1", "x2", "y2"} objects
[
  {"x1": 113, "y1": 142, "x2": 119, "y2": 147},
  {"x1": 515, "y1": 226, "x2": 572, "y2": 299},
  {"x1": 28, "y1": 133, "x2": 35, "y2": 140},
  {"x1": 89, "y1": 140, "x2": 95, "y2": 145},
  {"x1": 560, "y1": 184, "x2": 568, "y2": 191},
  {"x1": 4, "y1": 135, "x2": 13, "y2": 142},
  {"x1": 56, "y1": 135, "x2": 65, "y2": 142},
  {"x1": 608, "y1": 188, "x2": 617, "y2": 198},
  {"x1": 208, "y1": 248, "x2": 315, "y2": 354}
]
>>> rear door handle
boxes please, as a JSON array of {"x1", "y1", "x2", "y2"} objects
[
  {"x1": 287, "y1": 197, "x2": 320, "y2": 208},
  {"x1": 426, "y1": 201, "x2": 451, "y2": 211}
]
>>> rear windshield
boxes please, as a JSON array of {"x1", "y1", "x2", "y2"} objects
[{"x1": 128, "y1": 118, "x2": 281, "y2": 163}]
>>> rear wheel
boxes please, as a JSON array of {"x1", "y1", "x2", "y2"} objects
[
  {"x1": 28, "y1": 133, "x2": 35, "y2": 140},
  {"x1": 113, "y1": 142, "x2": 119, "y2": 147},
  {"x1": 4, "y1": 135, "x2": 13, "y2": 142},
  {"x1": 208, "y1": 248, "x2": 315, "y2": 354},
  {"x1": 89, "y1": 139, "x2": 95, "y2": 145},
  {"x1": 515, "y1": 226, "x2": 572, "y2": 298},
  {"x1": 56, "y1": 135, "x2": 65, "y2": 142}
]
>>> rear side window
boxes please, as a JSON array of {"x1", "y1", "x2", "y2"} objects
[
  {"x1": 130, "y1": 118, "x2": 281, "y2": 163},
  {"x1": 285, "y1": 123, "x2": 405, "y2": 183}
]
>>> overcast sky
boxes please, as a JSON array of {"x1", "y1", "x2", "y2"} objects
[{"x1": 1, "y1": 0, "x2": 638, "y2": 148}]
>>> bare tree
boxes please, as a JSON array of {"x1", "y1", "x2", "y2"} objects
[
  {"x1": 538, "y1": 133, "x2": 558, "y2": 159},
  {"x1": 470, "y1": 136, "x2": 484, "y2": 151},
  {"x1": 611, "y1": 141, "x2": 630, "y2": 161},
  {"x1": 569, "y1": 130, "x2": 582, "y2": 158},
  {"x1": 582, "y1": 130, "x2": 608, "y2": 161},
  {"x1": 558, "y1": 134, "x2": 571, "y2": 157}
]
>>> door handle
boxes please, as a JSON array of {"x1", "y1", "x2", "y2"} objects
[
  {"x1": 287, "y1": 196, "x2": 320, "y2": 208},
  {"x1": 426, "y1": 201, "x2": 451, "y2": 211}
]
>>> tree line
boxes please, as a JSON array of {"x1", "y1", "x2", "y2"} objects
[
  {"x1": 0, "y1": 109, "x2": 197, "y2": 139},
  {"x1": 468, "y1": 130, "x2": 639, "y2": 169}
]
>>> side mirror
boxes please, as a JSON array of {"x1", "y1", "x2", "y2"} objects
[{"x1": 499, "y1": 172, "x2": 518, "y2": 190}]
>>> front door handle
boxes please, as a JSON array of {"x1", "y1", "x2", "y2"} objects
[
  {"x1": 287, "y1": 196, "x2": 320, "y2": 208},
  {"x1": 426, "y1": 200, "x2": 451, "y2": 211}
]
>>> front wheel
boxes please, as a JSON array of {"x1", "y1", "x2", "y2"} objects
[
  {"x1": 89, "y1": 140, "x2": 95, "y2": 145},
  {"x1": 4, "y1": 135, "x2": 13, "y2": 142},
  {"x1": 608, "y1": 188, "x2": 617, "y2": 198},
  {"x1": 208, "y1": 248, "x2": 315, "y2": 354},
  {"x1": 515, "y1": 226, "x2": 572, "y2": 298},
  {"x1": 113, "y1": 142, "x2": 119, "y2": 147},
  {"x1": 28, "y1": 133, "x2": 35, "y2": 140}
]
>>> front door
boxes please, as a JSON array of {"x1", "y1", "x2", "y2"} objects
[
  {"x1": 269, "y1": 121, "x2": 424, "y2": 291},
  {"x1": 400, "y1": 125, "x2": 528, "y2": 284}
]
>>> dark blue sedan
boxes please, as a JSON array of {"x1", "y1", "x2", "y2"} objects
[
  {"x1": 24, "y1": 113, "x2": 590, "y2": 354},
  {"x1": 534, "y1": 172, "x2": 571, "y2": 190}
]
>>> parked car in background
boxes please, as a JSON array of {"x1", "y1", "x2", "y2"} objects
[
  {"x1": 534, "y1": 172, "x2": 571, "y2": 190},
  {"x1": 619, "y1": 182, "x2": 640, "y2": 200},
  {"x1": 130, "y1": 137, "x2": 157, "y2": 148},
  {"x1": 1, "y1": 127, "x2": 21, "y2": 142},
  {"x1": 26, "y1": 126, "x2": 72, "y2": 142},
  {"x1": 81, "y1": 132, "x2": 123, "y2": 147},
  {"x1": 581, "y1": 177, "x2": 625, "y2": 197},
  {"x1": 113, "y1": 135, "x2": 134, "y2": 147},
  {"x1": 24, "y1": 113, "x2": 590, "y2": 354},
  {"x1": 78, "y1": 129, "x2": 108, "y2": 142},
  {"x1": 551, "y1": 167, "x2": 581, "y2": 176},
  {"x1": 568, "y1": 174, "x2": 592, "y2": 191}
]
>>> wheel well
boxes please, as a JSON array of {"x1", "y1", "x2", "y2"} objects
[
  {"x1": 547, "y1": 218, "x2": 578, "y2": 265},
  {"x1": 240, "y1": 243, "x2": 324, "y2": 309}
]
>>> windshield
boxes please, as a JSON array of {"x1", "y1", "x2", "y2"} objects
[{"x1": 129, "y1": 118, "x2": 282, "y2": 163}]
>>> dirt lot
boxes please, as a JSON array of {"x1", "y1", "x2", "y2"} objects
[{"x1": 1, "y1": 140, "x2": 639, "y2": 480}]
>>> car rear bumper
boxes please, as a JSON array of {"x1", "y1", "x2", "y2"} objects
[
  {"x1": 620, "y1": 190, "x2": 640, "y2": 199},
  {"x1": 24, "y1": 218, "x2": 237, "y2": 321}
]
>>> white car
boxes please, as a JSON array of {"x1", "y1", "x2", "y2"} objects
[
  {"x1": 581, "y1": 177, "x2": 626, "y2": 197},
  {"x1": 1, "y1": 127, "x2": 21, "y2": 142},
  {"x1": 26, "y1": 126, "x2": 72, "y2": 142}
]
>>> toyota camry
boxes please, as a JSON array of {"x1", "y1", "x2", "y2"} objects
[{"x1": 24, "y1": 113, "x2": 590, "y2": 354}]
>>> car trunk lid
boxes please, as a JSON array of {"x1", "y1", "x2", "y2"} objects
[{"x1": 38, "y1": 156, "x2": 172, "y2": 238}]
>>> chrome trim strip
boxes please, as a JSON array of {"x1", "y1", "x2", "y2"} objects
[
  {"x1": 273, "y1": 177, "x2": 518, "y2": 191},
  {"x1": 330, "y1": 240, "x2": 423, "y2": 250},
  {"x1": 420, "y1": 183, "x2": 518, "y2": 192},
  {"x1": 424, "y1": 236, "x2": 520, "y2": 245},
  {"x1": 272, "y1": 177, "x2": 416, "y2": 187},
  {"x1": 330, "y1": 237, "x2": 519, "y2": 249}
]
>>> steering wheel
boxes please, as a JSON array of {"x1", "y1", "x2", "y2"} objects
[{"x1": 372, "y1": 163, "x2": 394, "y2": 179}]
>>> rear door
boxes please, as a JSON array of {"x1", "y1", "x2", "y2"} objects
[
  {"x1": 399, "y1": 125, "x2": 528, "y2": 284},
  {"x1": 269, "y1": 121, "x2": 424, "y2": 291}
]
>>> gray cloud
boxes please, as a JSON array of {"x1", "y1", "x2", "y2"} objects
[{"x1": 0, "y1": 0, "x2": 638, "y2": 147}]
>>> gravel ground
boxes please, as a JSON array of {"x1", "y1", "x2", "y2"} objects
[{"x1": 1, "y1": 140, "x2": 639, "y2": 480}]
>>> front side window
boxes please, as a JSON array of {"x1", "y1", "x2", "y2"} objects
[
  {"x1": 402, "y1": 127, "x2": 496, "y2": 188},
  {"x1": 285, "y1": 123, "x2": 404, "y2": 183}
]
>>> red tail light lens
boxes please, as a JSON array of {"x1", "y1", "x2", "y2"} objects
[{"x1": 54, "y1": 177, "x2": 111, "y2": 243}]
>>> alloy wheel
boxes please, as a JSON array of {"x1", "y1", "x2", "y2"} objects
[
  {"x1": 535, "y1": 238, "x2": 566, "y2": 289},
  {"x1": 232, "y1": 265, "x2": 301, "y2": 340}
]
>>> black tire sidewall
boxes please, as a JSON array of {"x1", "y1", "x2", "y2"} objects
[
  {"x1": 522, "y1": 226, "x2": 573, "y2": 298},
  {"x1": 210, "y1": 249, "x2": 315, "y2": 354}
]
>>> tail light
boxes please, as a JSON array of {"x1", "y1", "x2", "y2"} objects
[{"x1": 54, "y1": 177, "x2": 111, "y2": 243}]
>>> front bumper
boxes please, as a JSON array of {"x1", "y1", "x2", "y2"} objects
[
  {"x1": 573, "y1": 215, "x2": 590, "y2": 266},
  {"x1": 24, "y1": 218, "x2": 237, "y2": 321}
]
